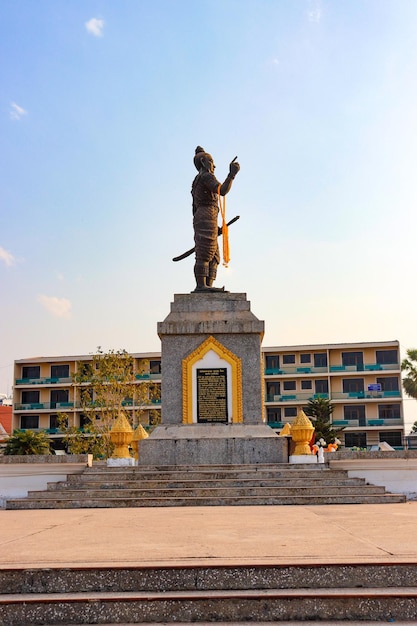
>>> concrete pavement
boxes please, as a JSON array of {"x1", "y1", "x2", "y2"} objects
[{"x1": 1, "y1": 502, "x2": 417, "y2": 569}]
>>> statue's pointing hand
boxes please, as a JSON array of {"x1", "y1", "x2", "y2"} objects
[{"x1": 229, "y1": 157, "x2": 240, "y2": 179}]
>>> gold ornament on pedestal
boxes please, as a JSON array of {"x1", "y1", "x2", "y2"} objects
[
  {"x1": 290, "y1": 409, "x2": 314, "y2": 455},
  {"x1": 131, "y1": 424, "x2": 149, "y2": 460},
  {"x1": 279, "y1": 422, "x2": 292, "y2": 436},
  {"x1": 110, "y1": 411, "x2": 133, "y2": 458}
]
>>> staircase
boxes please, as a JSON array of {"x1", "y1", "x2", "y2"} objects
[
  {"x1": 5, "y1": 463, "x2": 406, "y2": 509},
  {"x1": 1, "y1": 562, "x2": 417, "y2": 624}
]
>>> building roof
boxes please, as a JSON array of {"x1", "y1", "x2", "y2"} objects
[
  {"x1": 263, "y1": 340, "x2": 399, "y2": 352},
  {"x1": 14, "y1": 341, "x2": 400, "y2": 364},
  {"x1": 0, "y1": 406, "x2": 13, "y2": 435}
]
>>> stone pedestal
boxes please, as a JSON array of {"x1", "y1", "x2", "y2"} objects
[
  {"x1": 139, "y1": 292, "x2": 288, "y2": 465},
  {"x1": 158, "y1": 292, "x2": 265, "y2": 425},
  {"x1": 139, "y1": 424, "x2": 288, "y2": 466},
  {"x1": 289, "y1": 455, "x2": 317, "y2": 465}
]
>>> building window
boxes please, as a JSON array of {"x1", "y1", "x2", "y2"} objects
[
  {"x1": 379, "y1": 431, "x2": 402, "y2": 447},
  {"x1": 342, "y1": 351, "x2": 364, "y2": 367},
  {"x1": 51, "y1": 364, "x2": 70, "y2": 378},
  {"x1": 344, "y1": 432, "x2": 367, "y2": 448},
  {"x1": 300, "y1": 353, "x2": 311, "y2": 363},
  {"x1": 314, "y1": 353, "x2": 328, "y2": 368},
  {"x1": 265, "y1": 354, "x2": 280, "y2": 370},
  {"x1": 22, "y1": 365, "x2": 40, "y2": 379},
  {"x1": 301, "y1": 380, "x2": 312, "y2": 390},
  {"x1": 149, "y1": 410, "x2": 161, "y2": 426},
  {"x1": 378, "y1": 404, "x2": 401, "y2": 420},
  {"x1": 283, "y1": 381, "x2": 296, "y2": 391},
  {"x1": 21, "y1": 415, "x2": 39, "y2": 429},
  {"x1": 49, "y1": 414, "x2": 65, "y2": 429},
  {"x1": 79, "y1": 414, "x2": 91, "y2": 429},
  {"x1": 342, "y1": 378, "x2": 364, "y2": 394},
  {"x1": 21, "y1": 390, "x2": 40, "y2": 404},
  {"x1": 284, "y1": 407, "x2": 297, "y2": 418},
  {"x1": 50, "y1": 389, "x2": 69, "y2": 407},
  {"x1": 78, "y1": 362, "x2": 93, "y2": 379},
  {"x1": 283, "y1": 354, "x2": 295, "y2": 365},
  {"x1": 376, "y1": 377, "x2": 399, "y2": 392},
  {"x1": 150, "y1": 360, "x2": 161, "y2": 374},
  {"x1": 315, "y1": 380, "x2": 329, "y2": 394},
  {"x1": 80, "y1": 387, "x2": 93, "y2": 404},
  {"x1": 267, "y1": 407, "x2": 282, "y2": 423},
  {"x1": 344, "y1": 405, "x2": 366, "y2": 425},
  {"x1": 266, "y1": 382, "x2": 280, "y2": 398},
  {"x1": 376, "y1": 349, "x2": 398, "y2": 365}
]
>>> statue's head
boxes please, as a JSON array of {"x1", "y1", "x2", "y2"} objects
[{"x1": 194, "y1": 146, "x2": 215, "y2": 173}]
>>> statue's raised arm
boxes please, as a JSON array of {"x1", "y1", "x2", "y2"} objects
[{"x1": 191, "y1": 146, "x2": 240, "y2": 292}]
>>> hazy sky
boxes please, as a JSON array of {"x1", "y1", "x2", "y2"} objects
[{"x1": 1, "y1": 0, "x2": 416, "y2": 427}]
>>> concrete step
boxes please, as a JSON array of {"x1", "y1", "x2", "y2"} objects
[
  {"x1": 26, "y1": 484, "x2": 388, "y2": 499},
  {"x1": 72, "y1": 465, "x2": 349, "y2": 480},
  {"x1": 1, "y1": 586, "x2": 417, "y2": 624},
  {"x1": 2, "y1": 563, "x2": 416, "y2": 624},
  {"x1": 4, "y1": 463, "x2": 407, "y2": 509},
  {"x1": 47, "y1": 478, "x2": 369, "y2": 492},
  {"x1": 54, "y1": 476, "x2": 368, "y2": 489},
  {"x1": 3, "y1": 563, "x2": 417, "y2": 594},
  {"x1": 6, "y1": 492, "x2": 405, "y2": 509}
]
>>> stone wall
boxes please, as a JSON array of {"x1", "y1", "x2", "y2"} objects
[{"x1": 0, "y1": 455, "x2": 92, "y2": 507}]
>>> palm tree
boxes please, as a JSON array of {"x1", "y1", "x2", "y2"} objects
[
  {"x1": 3, "y1": 430, "x2": 51, "y2": 455},
  {"x1": 303, "y1": 397, "x2": 342, "y2": 444},
  {"x1": 401, "y1": 349, "x2": 417, "y2": 400}
]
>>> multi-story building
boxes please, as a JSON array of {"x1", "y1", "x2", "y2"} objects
[
  {"x1": 12, "y1": 353, "x2": 162, "y2": 443},
  {"x1": 12, "y1": 340, "x2": 405, "y2": 449},
  {"x1": 263, "y1": 340, "x2": 403, "y2": 449}
]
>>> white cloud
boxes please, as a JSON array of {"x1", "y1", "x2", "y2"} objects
[
  {"x1": 0, "y1": 246, "x2": 15, "y2": 267},
  {"x1": 9, "y1": 102, "x2": 28, "y2": 121},
  {"x1": 307, "y1": 0, "x2": 322, "y2": 23},
  {"x1": 38, "y1": 295, "x2": 72, "y2": 319},
  {"x1": 85, "y1": 17, "x2": 104, "y2": 37}
]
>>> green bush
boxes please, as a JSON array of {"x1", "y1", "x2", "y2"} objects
[{"x1": 3, "y1": 430, "x2": 51, "y2": 455}]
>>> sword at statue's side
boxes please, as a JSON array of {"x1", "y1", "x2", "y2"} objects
[{"x1": 172, "y1": 215, "x2": 240, "y2": 262}]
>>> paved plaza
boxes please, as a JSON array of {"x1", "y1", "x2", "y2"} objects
[{"x1": 1, "y1": 502, "x2": 417, "y2": 569}]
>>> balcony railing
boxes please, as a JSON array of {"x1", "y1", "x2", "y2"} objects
[
  {"x1": 264, "y1": 390, "x2": 400, "y2": 404},
  {"x1": 15, "y1": 377, "x2": 73, "y2": 385},
  {"x1": 331, "y1": 391, "x2": 400, "y2": 400},
  {"x1": 15, "y1": 374, "x2": 161, "y2": 385},
  {"x1": 135, "y1": 373, "x2": 161, "y2": 380},
  {"x1": 266, "y1": 421, "x2": 284, "y2": 429},
  {"x1": 265, "y1": 367, "x2": 328, "y2": 376},
  {"x1": 330, "y1": 363, "x2": 399, "y2": 372},
  {"x1": 265, "y1": 393, "x2": 329, "y2": 403},
  {"x1": 122, "y1": 399, "x2": 161, "y2": 407},
  {"x1": 15, "y1": 402, "x2": 75, "y2": 411},
  {"x1": 265, "y1": 363, "x2": 400, "y2": 376},
  {"x1": 333, "y1": 418, "x2": 402, "y2": 427}
]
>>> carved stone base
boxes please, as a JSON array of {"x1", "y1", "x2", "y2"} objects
[{"x1": 138, "y1": 424, "x2": 288, "y2": 466}]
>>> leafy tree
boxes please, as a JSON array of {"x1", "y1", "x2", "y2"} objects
[
  {"x1": 303, "y1": 397, "x2": 343, "y2": 444},
  {"x1": 410, "y1": 421, "x2": 417, "y2": 434},
  {"x1": 3, "y1": 430, "x2": 51, "y2": 455},
  {"x1": 58, "y1": 347, "x2": 160, "y2": 459},
  {"x1": 401, "y1": 349, "x2": 417, "y2": 400}
]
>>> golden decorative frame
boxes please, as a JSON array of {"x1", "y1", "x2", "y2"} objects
[{"x1": 182, "y1": 335, "x2": 243, "y2": 424}]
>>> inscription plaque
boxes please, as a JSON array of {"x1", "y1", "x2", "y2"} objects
[{"x1": 196, "y1": 368, "x2": 228, "y2": 423}]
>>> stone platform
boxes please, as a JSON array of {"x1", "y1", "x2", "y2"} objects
[
  {"x1": 139, "y1": 424, "x2": 288, "y2": 466},
  {"x1": 1, "y1": 503, "x2": 417, "y2": 623},
  {"x1": 140, "y1": 292, "x2": 278, "y2": 466}
]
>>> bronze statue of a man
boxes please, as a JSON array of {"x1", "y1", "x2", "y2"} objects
[{"x1": 191, "y1": 146, "x2": 240, "y2": 292}]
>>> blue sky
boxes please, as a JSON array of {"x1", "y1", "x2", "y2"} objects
[{"x1": 1, "y1": 0, "x2": 417, "y2": 427}]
